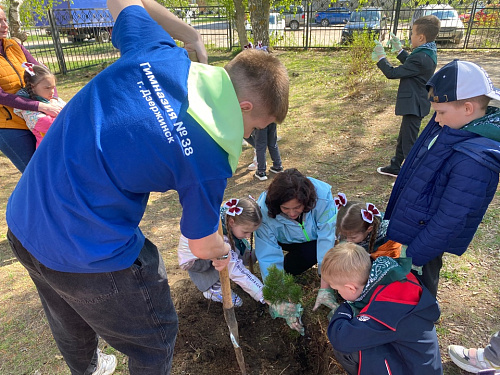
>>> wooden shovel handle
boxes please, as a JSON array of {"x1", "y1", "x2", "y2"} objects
[{"x1": 218, "y1": 220, "x2": 233, "y2": 309}]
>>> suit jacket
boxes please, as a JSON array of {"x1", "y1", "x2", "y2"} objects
[{"x1": 377, "y1": 49, "x2": 436, "y2": 117}]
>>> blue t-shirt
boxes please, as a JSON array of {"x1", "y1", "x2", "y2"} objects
[{"x1": 6, "y1": 6, "x2": 236, "y2": 273}]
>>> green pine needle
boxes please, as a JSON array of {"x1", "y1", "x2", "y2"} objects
[{"x1": 262, "y1": 265, "x2": 303, "y2": 304}]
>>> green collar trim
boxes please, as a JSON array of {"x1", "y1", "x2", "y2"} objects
[{"x1": 187, "y1": 62, "x2": 243, "y2": 173}]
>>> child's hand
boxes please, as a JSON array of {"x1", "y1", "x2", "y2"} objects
[
  {"x1": 371, "y1": 40, "x2": 386, "y2": 62},
  {"x1": 312, "y1": 288, "x2": 339, "y2": 312},
  {"x1": 389, "y1": 32, "x2": 403, "y2": 53}
]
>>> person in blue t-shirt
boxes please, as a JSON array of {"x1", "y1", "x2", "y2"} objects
[{"x1": 5, "y1": 0, "x2": 289, "y2": 373}]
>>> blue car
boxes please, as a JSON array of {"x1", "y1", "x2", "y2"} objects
[
  {"x1": 341, "y1": 7, "x2": 388, "y2": 43},
  {"x1": 315, "y1": 7, "x2": 351, "y2": 26}
]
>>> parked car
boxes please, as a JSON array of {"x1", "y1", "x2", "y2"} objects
[
  {"x1": 459, "y1": 4, "x2": 499, "y2": 26},
  {"x1": 411, "y1": 4, "x2": 464, "y2": 44},
  {"x1": 274, "y1": 5, "x2": 307, "y2": 30},
  {"x1": 315, "y1": 7, "x2": 351, "y2": 26},
  {"x1": 341, "y1": 7, "x2": 387, "y2": 43},
  {"x1": 245, "y1": 12, "x2": 285, "y2": 38}
]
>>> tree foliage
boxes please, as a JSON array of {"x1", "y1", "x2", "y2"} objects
[{"x1": 262, "y1": 265, "x2": 303, "y2": 305}]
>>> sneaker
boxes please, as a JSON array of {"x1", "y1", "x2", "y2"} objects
[
  {"x1": 92, "y1": 349, "x2": 117, "y2": 375},
  {"x1": 448, "y1": 346, "x2": 500, "y2": 374},
  {"x1": 377, "y1": 165, "x2": 399, "y2": 178},
  {"x1": 277, "y1": 135, "x2": 282, "y2": 142},
  {"x1": 203, "y1": 286, "x2": 243, "y2": 307},
  {"x1": 247, "y1": 161, "x2": 257, "y2": 171},
  {"x1": 269, "y1": 166, "x2": 284, "y2": 174},
  {"x1": 254, "y1": 171, "x2": 268, "y2": 181}
]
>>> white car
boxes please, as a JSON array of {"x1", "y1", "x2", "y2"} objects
[
  {"x1": 411, "y1": 4, "x2": 464, "y2": 44},
  {"x1": 245, "y1": 12, "x2": 285, "y2": 38}
]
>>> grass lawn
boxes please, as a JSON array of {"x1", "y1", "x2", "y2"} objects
[{"x1": 0, "y1": 47, "x2": 499, "y2": 374}]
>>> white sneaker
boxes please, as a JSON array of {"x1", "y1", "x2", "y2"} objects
[
  {"x1": 448, "y1": 346, "x2": 500, "y2": 374},
  {"x1": 92, "y1": 349, "x2": 117, "y2": 375},
  {"x1": 247, "y1": 161, "x2": 257, "y2": 171},
  {"x1": 203, "y1": 285, "x2": 243, "y2": 307}
]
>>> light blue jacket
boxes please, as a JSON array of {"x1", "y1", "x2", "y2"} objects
[{"x1": 255, "y1": 177, "x2": 337, "y2": 280}]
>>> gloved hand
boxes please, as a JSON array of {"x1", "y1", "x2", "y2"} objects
[
  {"x1": 411, "y1": 264, "x2": 423, "y2": 275},
  {"x1": 285, "y1": 315, "x2": 305, "y2": 335},
  {"x1": 371, "y1": 40, "x2": 386, "y2": 62},
  {"x1": 389, "y1": 32, "x2": 402, "y2": 53},
  {"x1": 312, "y1": 288, "x2": 339, "y2": 312},
  {"x1": 269, "y1": 302, "x2": 305, "y2": 335}
]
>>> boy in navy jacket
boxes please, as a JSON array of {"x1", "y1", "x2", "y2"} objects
[
  {"x1": 384, "y1": 60, "x2": 500, "y2": 296},
  {"x1": 322, "y1": 243, "x2": 442, "y2": 375}
]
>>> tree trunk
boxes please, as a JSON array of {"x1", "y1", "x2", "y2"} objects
[
  {"x1": 233, "y1": 0, "x2": 248, "y2": 48},
  {"x1": 8, "y1": 0, "x2": 28, "y2": 43},
  {"x1": 248, "y1": 0, "x2": 270, "y2": 49}
]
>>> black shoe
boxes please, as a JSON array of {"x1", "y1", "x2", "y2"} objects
[
  {"x1": 254, "y1": 171, "x2": 268, "y2": 181},
  {"x1": 377, "y1": 165, "x2": 399, "y2": 177},
  {"x1": 269, "y1": 166, "x2": 284, "y2": 174}
]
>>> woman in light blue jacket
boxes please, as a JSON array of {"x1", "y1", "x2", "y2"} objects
[{"x1": 255, "y1": 169, "x2": 338, "y2": 333}]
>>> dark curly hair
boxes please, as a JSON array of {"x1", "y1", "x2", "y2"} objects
[{"x1": 265, "y1": 168, "x2": 317, "y2": 218}]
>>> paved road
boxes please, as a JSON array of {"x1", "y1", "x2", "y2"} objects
[{"x1": 438, "y1": 50, "x2": 500, "y2": 107}]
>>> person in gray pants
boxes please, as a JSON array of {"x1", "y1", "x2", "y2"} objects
[{"x1": 448, "y1": 331, "x2": 500, "y2": 374}]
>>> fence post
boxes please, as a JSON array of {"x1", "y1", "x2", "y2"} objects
[
  {"x1": 48, "y1": 9, "x2": 67, "y2": 75},
  {"x1": 463, "y1": 0, "x2": 478, "y2": 49},
  {"x1": 304, "y1": 3, "x2": 310, "y2": 49},
  {"x1": 227, "y1": 8, "x2": 233, "y2": 51},
  {"x1": 392, "y1": 0, "x2": 402, "y2": 35}
]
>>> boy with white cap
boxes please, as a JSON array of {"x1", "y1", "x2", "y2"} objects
[{"x1": 383, "y1": 59, "x2": 500, "y2": 297}]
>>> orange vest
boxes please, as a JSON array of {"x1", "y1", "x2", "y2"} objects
[{"x1": 0, "y1": 39, "x2": 29, "y2": 129}]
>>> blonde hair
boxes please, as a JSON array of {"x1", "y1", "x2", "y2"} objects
[
  {"x1": 225, "y1": 197, "x2": 262, "y2": 253},
  {"x1": 224, "y1": 49, "x2": 289, "y2": 124},
  {"x1": 321, "y1": 242, "x2": 372, "y2": 286}
]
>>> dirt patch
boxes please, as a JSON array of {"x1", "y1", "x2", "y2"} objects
[{"x1": 169, "y1": 270, "x2": 344, "y2": 375}]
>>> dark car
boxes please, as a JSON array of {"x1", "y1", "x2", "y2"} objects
[
  {"x1": 315, "y1": 7, "x2": 351, "y2": 26},
  {"x1": 341, "y1": 7, "x2": 388, "y2": 43}
]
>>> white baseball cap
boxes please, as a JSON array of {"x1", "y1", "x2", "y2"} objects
[{"x1": 427, "y1": 59, "x2": 500, "y2": 103}]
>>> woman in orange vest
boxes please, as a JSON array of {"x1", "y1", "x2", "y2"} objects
[{"x1": 0, "y1": 7, "x2": 62, "y2": 172}]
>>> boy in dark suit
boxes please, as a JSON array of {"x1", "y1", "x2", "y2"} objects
[{"x1": 374, "y1": 15, "x2": 440, "y2": 177}]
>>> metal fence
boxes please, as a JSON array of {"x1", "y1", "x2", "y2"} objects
[{"x1": 20, "y1": 2, "x2": 500, "y2": 74}]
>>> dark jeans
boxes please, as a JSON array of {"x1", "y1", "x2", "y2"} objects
[
  {"x1": 412, "y1": 254, "x2": 443, "y2": 298},
  {"x1": 245, "y1": 122, "x2": 282, "y2": 173},
  {"x1": 0, "y1": 128, "x2": 36, "y2": 173},
  {"x1": 280, "y1": 240, "x2": 318, "y2": 275},
  {"x1": 7, "y1": 229, "x2": 178, "y2": 375},
  {"x1": 391, "y1": 114, "x2": 422, "y2": 169}
]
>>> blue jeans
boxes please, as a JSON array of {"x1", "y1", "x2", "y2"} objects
[
  {"x1": 7, "y1": 229, "x2": 178, "y2": 375},
  {"x1": 0, "y1": 128, "x2": 36, "y2": 173},
  {"x1": 246, "y1": 122, "x2": 282, "y2": 173}
]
